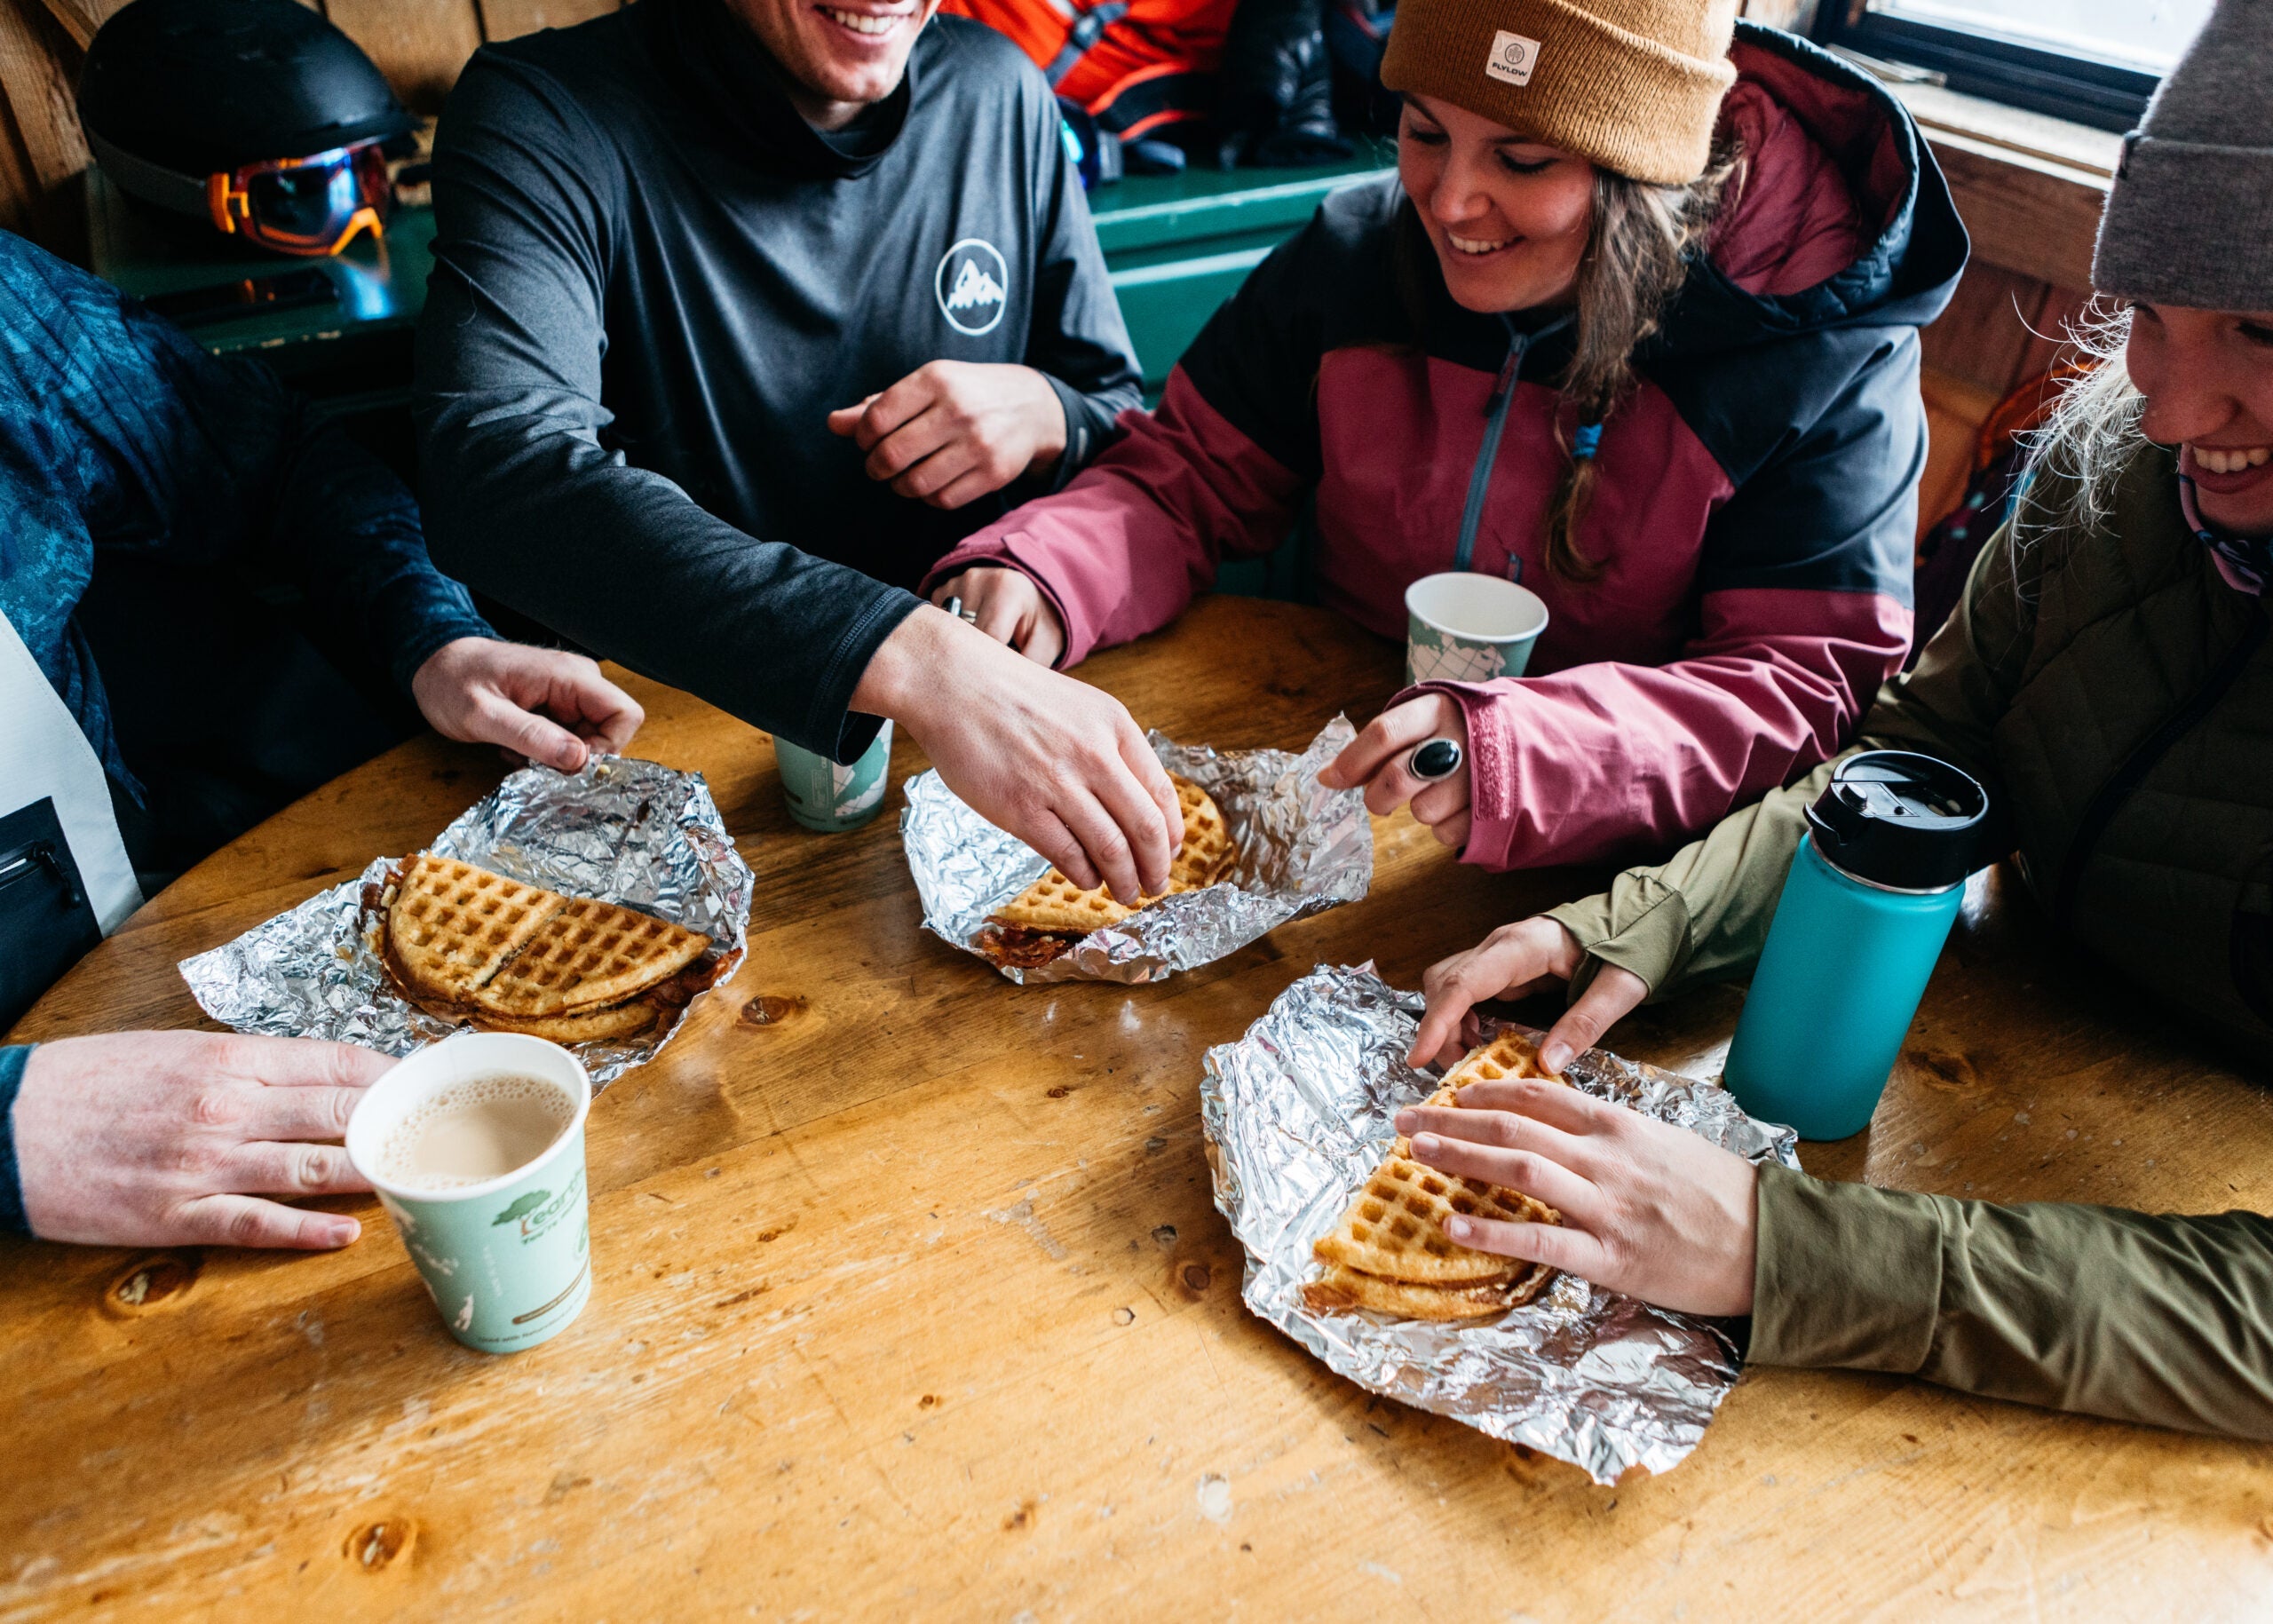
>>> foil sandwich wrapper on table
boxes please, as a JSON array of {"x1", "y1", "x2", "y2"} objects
[
  {"x1": 900, "y1": 716, "x2": 1373, "y2": 984},
  {"x1": 178, "y1": 756, "x2": 754, "y2": 1089},
  {"x1": 1201, "y1": 962, "x2": 1802, "y2": 1485}
]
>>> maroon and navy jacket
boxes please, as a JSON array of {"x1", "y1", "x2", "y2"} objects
[{"x1": 929, "y1": 27, "x2": 1968, "y2": 871}]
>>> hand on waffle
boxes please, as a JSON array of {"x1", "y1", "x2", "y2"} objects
[
  {"x1": 1387, "y1": 1036, "x2": 1763, "y2": 1319},
  {"x1": 1302, "y1": 1031, "x2": 1567, "y2": 1321},
  {"x1": 977, "y1": 774, "x2": 1233, "y2": 966},
  {"x1": 376, "y1": 854, "x2": 719, "y2": 1042}
]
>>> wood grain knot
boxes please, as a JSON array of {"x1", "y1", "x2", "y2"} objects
[
  {"x1": 1003, "y1": 1499, "x2": 1038, "y2": 1533},
  {"x1": 104, "y1": 1250, "x2": 202, "y2": 1317},
  {"x1": 1046, "y1": 1085, "x2": 1070, "y2": 1098},
  {"x1": 345, "y1": 1519, "x2": 416, "y2": 1573},
  {"x1": 1905, "y1": 1048, "x2": 1985, "y2": 1093},
  {"x1": 1181, "y1": 1264, "x2": 1213, "y2": 1293},
  {"x1": 739, "y1": 994, "x2": 808, "y2": 1027},
  {"x1": 918, "y1": 1393, "x2": 939, "y2": 1408}
]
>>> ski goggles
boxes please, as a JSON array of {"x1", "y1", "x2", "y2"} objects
[
  {"x1": 204, "y1": 141, "x2": 392, "y2": 256},
  {"x1": 86, "y1": 129, "x2": 394, "y2": 257}
]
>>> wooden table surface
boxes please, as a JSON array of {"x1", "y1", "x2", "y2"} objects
[{"x1": 5, "y1": 596, "x2": 2270, "y2": 1621}]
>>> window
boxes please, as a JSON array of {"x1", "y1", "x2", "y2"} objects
[{"x1": 1812, "y1": 0, "x2": 2214, "y2": 131}]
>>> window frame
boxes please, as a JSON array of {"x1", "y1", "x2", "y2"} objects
[{"x1": 1809, "y1": 4, "x2": 2159, "y2": 133}]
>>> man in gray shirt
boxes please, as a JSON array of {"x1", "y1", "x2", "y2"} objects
[{"x1": 417, "y1": 0, "x2": 1183, "y2": 896}]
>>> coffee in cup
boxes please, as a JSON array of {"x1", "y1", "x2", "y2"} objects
[
  {"x1": 346, "y1": 1034, "x2": 594, "y2": 1354},
  {"x1": 377, "y1": 1073, "x2": 574, "y2": 1190}
]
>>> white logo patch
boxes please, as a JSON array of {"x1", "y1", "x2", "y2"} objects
[
  {"x1": 935, "y1": 238, "x2": 1010, "y2": 337},
  {"x1": 1485, "y1": 30, "x2": 1540, "y2": 87}
]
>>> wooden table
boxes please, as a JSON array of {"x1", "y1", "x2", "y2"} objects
[{"x1": 6, "y1": 597, "x2": 2270, "y2": 1620}]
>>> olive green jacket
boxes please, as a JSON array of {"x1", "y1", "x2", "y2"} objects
[{"x1": 1549, "y1": 442, "x2": 2273, "y2": 1438}]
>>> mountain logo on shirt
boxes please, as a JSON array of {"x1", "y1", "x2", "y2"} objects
[{"x1": 936, "y1": 238, "x2": 1010, "y2": 337}]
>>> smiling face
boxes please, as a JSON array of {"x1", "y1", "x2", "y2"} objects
[
  {"x1": 1396, "y1": 93, "x2": 1595, "y2": 315},
  {"x1": 2126, "y1": 303, "x2": 2273, "y2": 536},
  {"x1": 725, "y1": 0, "x2": 941, "y2": 130}
]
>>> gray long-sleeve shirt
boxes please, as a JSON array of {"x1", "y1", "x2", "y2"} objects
[{"x1": 413, "y1": 0, "x2": 1142, "y2": 758}]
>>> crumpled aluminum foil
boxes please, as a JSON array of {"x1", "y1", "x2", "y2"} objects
[
  {"x1": 178, "y1": 757, "x2": 753, "y2": 1089},
  {"x1": 1201, "y1": 962, "x2": 1802, "y2": 1484},
  {"x1": 901, "y1": 717, "x2": 1372, "y2": 984}
]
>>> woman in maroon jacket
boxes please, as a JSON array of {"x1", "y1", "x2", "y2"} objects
[{"x1": 927, "y1": 4, "x2": 1967, "y2": 871}]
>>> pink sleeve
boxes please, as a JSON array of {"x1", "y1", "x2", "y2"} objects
[
  {"x1": 921, "y1": 368, "x2": 1304, "y2": 666},
  {"x1": 1411, "y1": 586, "x2": 1913, "y2": 871}
]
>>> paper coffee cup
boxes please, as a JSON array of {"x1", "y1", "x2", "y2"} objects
[
  {"x1": 776, "y1": 720, "x2": 893, "y2": 833},
  {"x1": 1404, "y1": 572, "x2": 1549, "y2": 685},
  {"x1": 346, "y1": 1034, "x2": 593, "y2": 1355}
]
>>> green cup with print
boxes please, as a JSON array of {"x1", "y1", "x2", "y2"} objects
[
  {"x1": 1404, "y1": 572, "x2": 1550, "y2": 685},
  {"x1": 345, "y1": 1033, "x2": 592, "y2": 1355},
  {"x1": 776, "y1": 720, "x2": 893, "y2": 832}
]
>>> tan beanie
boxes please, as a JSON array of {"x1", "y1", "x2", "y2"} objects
[{"x1": 1380, "y1": 0, "x2": 1739, "y2": 185}]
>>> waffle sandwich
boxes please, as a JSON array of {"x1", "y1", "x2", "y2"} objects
[
  {"x1": 1302, "y1": 1031, "x2": 1566, "y2": 1321},
  {"x1": 977, "y1": 774, "x2": 1234, "y2": 967},
  {"x1": 375, "y1": 854, "x2": 718, "y2": 1042}
]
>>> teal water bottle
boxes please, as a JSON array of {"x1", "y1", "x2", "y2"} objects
[{"x1": 1722, "y1": 752, "x2": 1988, "y2": 1140}]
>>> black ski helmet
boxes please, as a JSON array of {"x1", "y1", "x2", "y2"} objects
[{"x1": 79, "y1": 0, "x2": 412, "y2": 195}]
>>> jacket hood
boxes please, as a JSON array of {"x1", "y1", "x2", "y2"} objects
[{"x1": 1651, "y1": 22, "x2": 1968, "y2": 359}]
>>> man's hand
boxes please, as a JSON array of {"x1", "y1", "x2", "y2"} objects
[
  {"x1": 928, "y1": 566, "x2": 1066, "y2": 666},
  {"x1": 1412, "y1": 916, "x2": 1649, "y2": 1075},
  {"x1": 828, "y1": 361, "x2": 1068, "y2": 510},
  {"x1": 1396, "y1": 1078, "x2": 1759, "y2": 1317},
  {"x1": 14, "y1": 1032, "x2": 394, "y2": 1249},
  {"x1": 1317, "y1": 693, "x2": 1471, "y2": 850},
  {"x1": 411, "y1": 638, "x2": 645, "y2": 772},
  {"x1": 851, "y1": 605, "x2": 1181, "y2": 900}
]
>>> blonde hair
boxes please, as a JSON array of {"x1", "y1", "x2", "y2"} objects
[{"x1": 2016, "y1": 298, "x2": 2146, "y2": 540}]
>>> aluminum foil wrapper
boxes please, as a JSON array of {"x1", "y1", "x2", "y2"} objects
[
  {"x1": 178, "y1": 757, "x2": 753, "y2": 1089},
  {"x1": 901, "y1": 717, "x2": 1371, "y2": 984},
  {"x1": 1201, "y1": 962, "x2": 1801, "y2": 1484}
]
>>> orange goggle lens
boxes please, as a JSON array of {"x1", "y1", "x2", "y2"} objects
[{"x1": 206, "y1": 142, "x2": 392, "y2": 257}]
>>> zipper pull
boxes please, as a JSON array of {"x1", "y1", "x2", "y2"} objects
[{"x1": 1485, "y1": 335, "x2": 1525, "y2": 418}]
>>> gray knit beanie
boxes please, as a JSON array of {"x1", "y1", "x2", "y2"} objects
[{"x1": 2093, "y1": 0, "x2": 2273, "y2": 311}]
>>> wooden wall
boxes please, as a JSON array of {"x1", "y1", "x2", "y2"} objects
[
  {"x1": 1909, "y1": 124, "x2": 2110, "y2": 530},
  {"x1": 0, "y1": 0, "x2": 2107, "y2": 537}
]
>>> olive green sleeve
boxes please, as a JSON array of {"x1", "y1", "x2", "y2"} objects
[
  {"x1": 1548, "y1": 519, "x2": 2036, "y2": 1000},
  {"x1": 1747, "y1": 1163, "x2": 2273, "y2": 1438}
]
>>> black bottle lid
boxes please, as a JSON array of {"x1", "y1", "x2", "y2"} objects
[{"x1": 1803, "y1": 751, "x2": 1989, "y2": 891}]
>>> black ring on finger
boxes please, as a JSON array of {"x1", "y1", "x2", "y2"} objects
[{"x1": 1409, "y1": 737, "x2": 1463, "y2": 780}]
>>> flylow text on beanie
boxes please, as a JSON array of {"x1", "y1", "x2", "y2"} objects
[
  {"x1": 1379, "y1": 0, "x2": 1738, "y2": 185},
  {"x1": 2094, "y1": 0, "x2": 2273, "y2": 312}
]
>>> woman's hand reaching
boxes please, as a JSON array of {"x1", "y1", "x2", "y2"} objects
[
  {"x1": 1318, "y1": 693, "x2": 1472, "y2": 850},
  {"x1": 927, "y1": 566, "x2": 1066, "y2": 666},
  {"x1": 1411, "y1": 916, "x2": 1648, "y2": 1076}
]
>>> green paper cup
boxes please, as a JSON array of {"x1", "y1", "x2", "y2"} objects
[
  {"x1": 1404, "y1": 572, "x2": 1550, "y2": 685},
  {"x1": 776, "y1": 720, "x2": 893, "y2": 832},
  {"x1": 346, "y1": 1034, "x2": 593, "y2": 1355}
]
